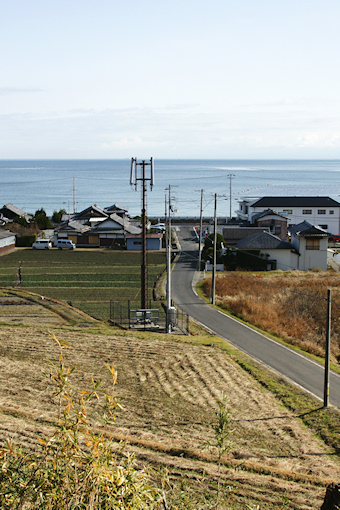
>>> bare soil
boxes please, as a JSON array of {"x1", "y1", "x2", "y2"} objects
[{"x1": 0, "y1": 292, "x2": 339, "y2": 508}]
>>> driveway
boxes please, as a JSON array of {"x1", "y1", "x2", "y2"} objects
[{"x1": 171, "y1": 224, "x2": 340, "y2": 408}]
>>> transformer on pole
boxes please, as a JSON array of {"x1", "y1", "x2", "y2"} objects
[{"x1": 130, "y1": 157, "x2": 154, "y2": 309}]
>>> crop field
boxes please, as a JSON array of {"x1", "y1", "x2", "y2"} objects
[{"x1": 0, "y1": 248, "x2": 166, "y2": 320}]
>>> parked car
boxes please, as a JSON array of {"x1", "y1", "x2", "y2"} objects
[
  {"x1": 56, "y1": 239, "x2": 76, "y2": 250},
  {"x1": 151, "y1": 223, "x2": 166, "y2": 232},
  {"x1": 32, "y1": 239, "x2": 52, "y2": 250}
]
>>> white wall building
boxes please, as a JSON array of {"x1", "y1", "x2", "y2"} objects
[{"x1": 237, "y1": 196, "x2": 340, "y2": 235}]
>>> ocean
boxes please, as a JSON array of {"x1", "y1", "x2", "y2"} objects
[{"x1": 1, "y1": 159, "x2": 340, "y2": 219}]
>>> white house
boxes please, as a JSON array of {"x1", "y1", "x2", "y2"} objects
[
  {"x1": 237, "y1": 196, "x2": 340, "y2": 235},
  {"x1": 290, "y1": 223, "x2": 328, "y2": 271},
  {"x1": 236, "y1": 231, "x2": 299, "y2": 271}
]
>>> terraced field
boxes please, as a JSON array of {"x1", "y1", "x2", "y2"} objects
[
  {"x1": 0, "y1": 248, "x2": 166, "y2": 320},
  {"x1": 0, "y1": 294, "x2": 339, "y2": 508}
]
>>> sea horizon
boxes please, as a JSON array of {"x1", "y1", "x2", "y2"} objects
[{"x1": 1, "y1": 158, "x2": 340, "y2": 219}]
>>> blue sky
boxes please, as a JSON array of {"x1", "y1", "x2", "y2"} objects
[{"x1": 1, "y1": 0, "x2": 340, "y2": 159}]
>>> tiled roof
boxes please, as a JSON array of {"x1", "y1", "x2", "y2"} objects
[
  {"x1": 251, "y1": 196, "x2": 340, "y2": 208},
  {"x1": 236, "y1": 231, "x2": 295, "y2": 250}
]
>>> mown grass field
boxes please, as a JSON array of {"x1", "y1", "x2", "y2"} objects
[
  {"x1": 0, "y1": 248, "x2": 166, "y2": 320},
  {"x1": 0, "y1": 300, "x2": 339, "y2": 509}
]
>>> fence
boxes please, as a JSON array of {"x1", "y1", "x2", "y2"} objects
[{"x1": 110, "y1": 299, "x2": 190, "y2": 334}]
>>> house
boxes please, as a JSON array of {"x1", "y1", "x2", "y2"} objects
[
  {"x1": 104, "y1": 203, "x2": 129, "y2": 217},
  {"x1": 222, "y1": 226, "x2": 268, "y2": 246},
  {"x1": 54, "y1": 206, "x2": 143, "y2": 248},
  {"x1": 236, "y1": 231, "x2": 299, "y2": 271},
  {"x1": 54, "y1": 220, "x2": 90, "y2": 246},
  {"x1": 0, "y1": 229, "x2": 16, "y2": 255},
  {"x1": 252, "y1": 209, "x2": 288, "y2": 240},
  {"x1": 71, "y1": 204, "x2": 109, "y2": 227},
  {"x1": 0, "y1": 203, "x2": 32, "y2": 223},
  {"x1": 289, "y1": 222, "x2": 328, "y2": 271},
  {"x1": 87, "y1": 214, "x2": 141, "y2": 247},
  {"x1": 126, "y1": 233, "x2": 163, "y2": 251},
  {"x1": 237, "y1": 196, "x2": 340, "y2": 234}
]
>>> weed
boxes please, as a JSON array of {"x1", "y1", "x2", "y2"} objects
[{"x1": 0, "y1": 334, "x2": 161, "y2": 509}]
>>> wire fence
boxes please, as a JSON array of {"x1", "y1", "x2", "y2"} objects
[{"x1": 109, "y1": 299, "x2": 190, "y2": 334}]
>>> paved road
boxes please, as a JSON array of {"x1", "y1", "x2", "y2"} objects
[{"x1": 171, "y1": 224, "x2": 340, "y2": 408}]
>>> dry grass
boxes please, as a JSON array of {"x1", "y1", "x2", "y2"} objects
[
  {"x1": 0, "y1": 291, "x2": 339, "y2": 508},
  {"x1": 202, "y1": 271, "x2": 340, "y2": 365}
]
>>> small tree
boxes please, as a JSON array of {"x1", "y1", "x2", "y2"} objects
[
  {"x1": 203, "y1": 394, "x2": 233, "y2": 506},
  {"x1": 32, "y1": 208, "x2": 53, "y2": 230},
  {"x1": 52, "y1": 209, "x2": 67, "y2": 224},
  {"x1": 202, "y1": 233, "x2": 225, "y2": 263}
]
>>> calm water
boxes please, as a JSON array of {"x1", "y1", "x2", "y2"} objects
[{"x1": 1, "y1": 159, "x2": 340, "y2": 219}]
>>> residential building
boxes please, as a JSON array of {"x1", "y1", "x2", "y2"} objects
[
  {"x1": 237, "y1": 196, "x2": 340, "y2": 234},
  {"x1": 0, "y1": 229, "x2": 16, "y2": 255}
]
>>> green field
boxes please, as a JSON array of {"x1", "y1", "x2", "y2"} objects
[{"x1": 0, "y1": 248, "x2": 166, "y2": 320}]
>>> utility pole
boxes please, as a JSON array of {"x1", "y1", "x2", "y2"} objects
[
  {"x1": 73, "y1": 177, "x2": 76, "y2": 214},
  {"x1": 211, "y1": 193, "x2": 217, "y2": 305},
  {"x1": 198, "y1": 189, "x2": 203, "y2": 271},
  {"x1": 130, "y1": 157, "x2": 154, "y2": 310},
  {"x1": 324, "y1": 289, "x2": 331, "y2": 407},
  {"x1": 166, "y1": 186, "x2": 172, "y2": 333},
  {"x1": 227, "y1": 174, "x2": 235, "y2": 220}
]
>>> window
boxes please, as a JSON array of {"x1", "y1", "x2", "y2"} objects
[
  {"x1": 319, "y1": 225, "x2": 328, "y2": 230},
  {"x1": 306, "y1": 238, "x2": 320, "y2": 250},
  {"x1": 283, "y1": 209, "x2": 292, "y2": 214},
  {"x1": 318, "y1": 209, "x2": 326, "y2": 214},
  {"x1": 302, "y1": 210, "x2": 312, "y2": 215},
  {"x1": 330, "y1": 210, "x2": 334, "y2": 215}
]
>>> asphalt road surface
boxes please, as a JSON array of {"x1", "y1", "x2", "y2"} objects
[{"x1": 171, "y1": 224, "x2": 340, "y2": 409}]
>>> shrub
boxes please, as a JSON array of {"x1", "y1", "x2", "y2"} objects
[{"x1": 15, "y1": 234, "x2": 37, "y2": 247}]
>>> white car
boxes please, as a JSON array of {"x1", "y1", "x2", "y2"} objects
[
  {"x1": 152, "y1": 223, "x2": 166, "y2": 232},
  {"x1": 56, "y1": 239, "x2": 76, "y2": 250},
  {"x1": 32, "y1": 239, "x2": 52, "y2": 250}
]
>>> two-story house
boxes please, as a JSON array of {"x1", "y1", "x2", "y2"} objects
[{"x1": 236, "y1": 196, "x2": 340, "y2": 235}]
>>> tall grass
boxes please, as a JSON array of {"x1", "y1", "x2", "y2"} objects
[{"x1": 203, "y1": 271, "x2": 340, "y2": 364}]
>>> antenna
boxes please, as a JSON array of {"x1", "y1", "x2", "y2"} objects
[
  {"x1": 130, "y1": 158, "x2": 136, "y2": 187},
  {"x1": 129, "y1": 157, "x2": 155, "y2": 309}
]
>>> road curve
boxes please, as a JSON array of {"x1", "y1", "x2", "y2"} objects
[{"x1": 171, "y1": 224, "x2": 340, "y2": 409}]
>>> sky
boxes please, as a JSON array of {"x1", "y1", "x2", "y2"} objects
[{"x1": 1, "y1": 0, "x2": 340, "y2": 159}]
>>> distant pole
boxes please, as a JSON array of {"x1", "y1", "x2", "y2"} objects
[
  {"x1": 324, "y1": 289, "x2": 331, "y2": 407},
  {"x1": 198, "y1": 189, "x2": 203, "y2": 271},
  {"x1": 130, "y1": 157, "x2": 154, "y2": 310},
  {"x1": 227, "y1": 174, "x2": 235, "y2": 219},
  {"x1": 73, "y1": 177, "x2": 76, "y2": 214},
  {"x1": 211, "y1": 193, "x2": 217, "y2": 304}
]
